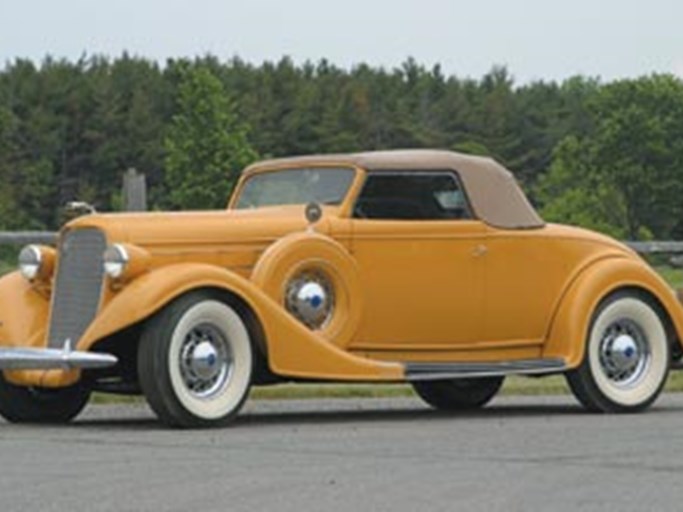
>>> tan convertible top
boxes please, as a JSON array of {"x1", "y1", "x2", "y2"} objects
[{"x1": 243, "y1": 149, "x2": 544, "y2": 230}]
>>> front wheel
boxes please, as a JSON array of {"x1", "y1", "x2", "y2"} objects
[
  {"x1": 0, "y1": 373, "x2": 90, "y2": 423},
  {"x1": 566, "y1": 292, "x2": 670, "y2": 413},
  {"x1": 138, "y1": 292, "x2": 253, "y2": 428},
  {"x1": 412, "y1": 376, "x2": 504, "y2": 411}
]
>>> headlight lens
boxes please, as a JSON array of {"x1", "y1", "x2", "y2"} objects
[
  {"x1": 18, "y1": 245, "x2": 43, "y2": 281},
  {"x1": 103, "y1": 244, "x2": 129, "y2": 279}
]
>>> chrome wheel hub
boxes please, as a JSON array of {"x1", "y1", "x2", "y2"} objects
[
  {"x1": 179, "y1": 324, "x2": 233, "y2": 398},
  {"x1": 285, "y1": 270, "x2": 335, "y2": 329},
  {"x1": 190, "y1": 341, "x2": 220, "y2": 380},
  {"x1": 599, "y1": 318, "x2": 650, "y2": 387}
]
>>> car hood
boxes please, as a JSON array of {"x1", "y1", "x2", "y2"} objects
[{"x1": 63, "y1": 205, "x2": 336, "y2": 247}]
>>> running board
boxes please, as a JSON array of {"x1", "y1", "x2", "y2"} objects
[
  {"x1": 0, "y1": 341, "x2": 117, "y2": 370},
  {"x1": 405, "y1": 358, "x2": 567, "y2": 381}
]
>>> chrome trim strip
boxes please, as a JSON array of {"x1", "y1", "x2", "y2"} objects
[
  {"x1": 404, "y1": 358, "x2": 566, "y2": 381},
  {"x1": 0, "y1": 342, "x2": 117, "y2": 370}
]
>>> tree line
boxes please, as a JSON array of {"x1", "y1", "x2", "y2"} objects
[{"x1": 0, "y1": 54, "x2": 681, "y2": 239}]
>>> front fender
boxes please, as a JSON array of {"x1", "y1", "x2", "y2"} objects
[
  {"x1": 71, "y1": 263, "x2": 401, "y2": 383},
  {"x1": 543, "y1": 256, "x2": 683, "y2": 368},
  {"x1": 77, "y1": 263, "x2": 256, "y2": 351},
  {"x1": 0, "y1": 272, "x2": 50, "y2": 349},
  {"x1": 0, "y1": 272, "x2": 52, "y2": 387}
]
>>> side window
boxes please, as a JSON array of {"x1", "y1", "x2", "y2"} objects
[{"x1": 353, "y1": 172, "x2": 473, "y2": 220}]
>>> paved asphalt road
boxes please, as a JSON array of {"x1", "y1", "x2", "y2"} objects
[{"x1": 1, "y1": 394, "x2": 683, "y2": 512}]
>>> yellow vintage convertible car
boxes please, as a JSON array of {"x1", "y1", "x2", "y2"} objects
[{"x1": 0, "y1": 150, "x2": 681, "y2": 427}]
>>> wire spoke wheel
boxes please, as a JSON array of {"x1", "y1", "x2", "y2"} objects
[
  {"x1": 178, "y1": 324, "x2": 234, "y2": 399},
  {"x1": 138, "y1": 292, "x2": 253, "y2": 428},
  {"x1": 567, "y1": 292, "x2": 670, "y2": 413},
  {"x1": 598, "y1": 318, "x2": 651, "y2": 387}
]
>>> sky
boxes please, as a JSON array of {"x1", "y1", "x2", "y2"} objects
[{"x1": 1, "y1": 0, "x2": 682, "y2": 83}]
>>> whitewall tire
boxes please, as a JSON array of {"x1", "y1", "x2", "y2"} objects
[
  {"x1": 138, "y1": 291, "x2": 253, "y2": 428},
  {"x1": 567, "y1": 292, "x2": 670, "y2": 413}
]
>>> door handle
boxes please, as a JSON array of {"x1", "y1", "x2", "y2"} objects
[{"x1": 472, "y1": 244, "x2": 488, "y2": 258}]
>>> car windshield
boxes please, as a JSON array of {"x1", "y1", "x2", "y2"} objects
[{"x1": 234, "y1": 167, "x2": 355, "y2": 209}]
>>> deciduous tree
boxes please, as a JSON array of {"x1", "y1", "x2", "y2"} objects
[{"x1": 163, "y1": 65, "x2": 257, "y2": 209}]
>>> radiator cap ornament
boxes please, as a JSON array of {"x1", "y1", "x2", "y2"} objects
[{"x1": 65, "y1": 201, "x2": 97, "y2": 216}]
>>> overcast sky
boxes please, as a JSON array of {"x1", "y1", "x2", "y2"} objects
[{"x1": 1, "y1": 0, "x2": 682, "y2": 83}]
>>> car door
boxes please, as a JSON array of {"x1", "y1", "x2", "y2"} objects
[{"x1": 348, "y1": 171, "x2": 487, "y2": 354}]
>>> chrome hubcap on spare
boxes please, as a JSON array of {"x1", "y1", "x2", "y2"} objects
[
  {"x1": 598, "y1": 318, "x2": 650, "y2": 387},
  {"x1": 285, "y1": 270, "x2": 335, "y2": 329},
  {"x1": 179, "y1": 324, "x2": 233, "y2": 398}
]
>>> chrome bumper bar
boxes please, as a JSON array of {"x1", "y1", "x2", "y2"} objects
[{"x1": 0, "y1": 341, "x2": 117, "y2": 370}]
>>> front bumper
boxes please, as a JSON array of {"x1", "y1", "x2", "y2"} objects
[{"x1": 0, "y1": 341, "x2": 117, "y2": 370}]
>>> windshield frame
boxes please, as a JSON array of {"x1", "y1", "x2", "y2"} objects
[{"x1": 229, "y1": 164, "x2": 362, "y2": 214}]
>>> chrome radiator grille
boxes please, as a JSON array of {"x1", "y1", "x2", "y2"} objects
[{"x1": 48, "y1": 228, "x2": 107, "y2": 348}]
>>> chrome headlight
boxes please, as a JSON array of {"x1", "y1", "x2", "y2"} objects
[
  {"x1": 103, "y1": 244, "x2": 129, "y2": 279},
  {"x1": 18, "y1": 245, "x2": 43, "y2": 281}
]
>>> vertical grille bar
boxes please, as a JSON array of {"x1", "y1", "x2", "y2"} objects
[{"x1": 48, "y1": 228, "x2": 106, "y2": 348}]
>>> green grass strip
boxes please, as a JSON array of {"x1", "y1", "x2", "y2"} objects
[{"x1": 90, "y1": 372, "x2": 683, "y2": 404}]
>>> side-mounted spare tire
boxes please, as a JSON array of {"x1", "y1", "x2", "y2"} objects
[
  {"x1": 137, "y1": 290, "x2": 253, "y2": 428},
  {"x1": 251, "y1": 232, "x2": 362, "y2": 348}
]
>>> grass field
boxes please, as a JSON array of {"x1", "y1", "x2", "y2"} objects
[
  {"x1": 2, "y1": 251, "x2": 683, "y2": 401},
  {"x1": 247, "y1": 371, "x2": 683, "y2": 400},
  {"x1": 89, "y1": 372, "x2": 683, "y2": 404},
  {"x1": 655, "y1": 265, "x2": 683, "y2": 288}
]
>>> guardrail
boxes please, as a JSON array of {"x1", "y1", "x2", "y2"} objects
[
  {"x1": 0, "y1": 232, "x2": 57, "y2": 245},
  {"x1": 1, "y1": 232, "x2": 682, "y2": 254},
  {"x1": 625, "y1": 241, "x2": 683, "y2": 254}
]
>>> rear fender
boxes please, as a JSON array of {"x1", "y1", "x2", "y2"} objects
[{"x1": 543, "y1": 256, "x2": 683, "y2": 368}]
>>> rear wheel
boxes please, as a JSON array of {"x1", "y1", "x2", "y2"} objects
[
  {"x1": 138, "y1": 291, "x2": 253, "y2": 428},
  {"x1": 412, "y1": 376, "x2": 504, "y2": 411},
  {"x1": 0, "y1": 374, "x2": 90, "y2": 423},
  {"x1": 566, "y1": 292, "x2": 670, "y2": 413}
]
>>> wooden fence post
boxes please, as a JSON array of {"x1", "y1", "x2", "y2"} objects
[{"x1": 122, "y1": 168, "x2": 147, "y2": 212}]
